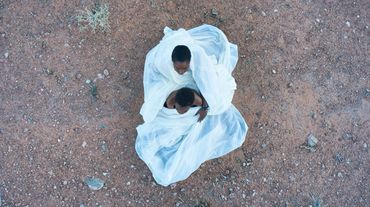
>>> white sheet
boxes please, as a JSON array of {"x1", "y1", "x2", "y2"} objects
[{"x1": 136, "y1": 24, "x2": 248, "y2": 186}]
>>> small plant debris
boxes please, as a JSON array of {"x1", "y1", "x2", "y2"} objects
[{"x1": 76, "y1": 3, "x2": 110, "y2": 32}]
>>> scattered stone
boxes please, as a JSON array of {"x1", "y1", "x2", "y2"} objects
[
  {"x1": 335, "y1": 153, "x2": 344, "y2": 163},
  {"x1": 75, "y1": 72, "x2": 82, "y2": 80},
  {"x1": 44, "y1": 68, "x2": 54, "y2": 75},
  {"x1": 342, "y1": 132, "x2": 353, "y2": 140},
  {"x1": 211, "y1": 8, "x2": 218, "y2": 17},
  {"x1": 346, "y1": 21, "x2": 351, "y2": 27},
  {"x1": 307, "y1": 134, "x2": 318, "y2": 147},
  {"x1": 364, "y1": 143, "x2": 368, "y2": 149},
  {"x1": 337, "y1": 172, "x2": 343, "y2": 177},
  {"x1": 85, "y1": 79, "x2": 91, "y2": 84},
  {"x1": 170, "y1": 183, "x2": 176, "y2": 189},
  {"x1": 97, "y1": 73, "x2": 104, "y2": 79},
  {"x1": 100, "y1": 141, "x2": 108, "y2": 152},
  {"x1": 261, "y1": 11, "x2": 266, "y2": 16},
  {"x1": 82, "y1": 141, "x2": 87, "y2": 148},
  {"x1": 316, "y1": 18, "x2": 320, "y2": 23},
  {"x1": 80, "y1": 204, "x2": 85, "y2": 207},
  {"x1": 84, "y1": 177, "x2": 104, "y2": 190},
  {"x1": 126, "y1": 181, "x2": 131, "y2": 185},
  {"x1": 287, "y1": 83, "x2": 293, "y2": 88},
  {"x1": 63, "y1": 180, "x2": 68, "y2": 185},
  {"x1": 103, "y1": 69, "x2": 109, "y2": 76},
  {"x1": 272, "y1": 69, "x2": 276, "y2": 74},
  {"x1": 311, "y1": 113, "x2": 317, "y2": 120},
  {"x1": 4, "y1": 52, "x2": 9, "y2": 58},
  {"x1": 261, "y1": 143, "x2": 267, "y2": 148},
  {"x1": 274, "y1": 9, "x2": 278, "y2": 13}
]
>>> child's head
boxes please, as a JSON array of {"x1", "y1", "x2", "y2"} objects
[
  {"x1": 175, "y1": 87, "x2": 194, "y2": 114},
  {"x1": 172, "y1": 45, "x2": 191, "y2": 75}
]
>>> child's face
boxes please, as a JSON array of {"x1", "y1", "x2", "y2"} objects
[{"x1": 173, "y1": 61, "x2": 190, "y2": 75}]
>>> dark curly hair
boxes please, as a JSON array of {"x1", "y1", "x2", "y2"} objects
[{"x1": 175, "y1": 87, "x2": 194, "y2": 107}]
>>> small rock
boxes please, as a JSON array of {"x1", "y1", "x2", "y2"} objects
[
  {"x1": 100, "y1": 141, "x2": 108, "y2": 152},
  {"x1": 261, "y1": 143, "x2": 267, "y2": 148},
  {"x1": 211, "y1": 8, "x2": 218, "y2": 17},
  {"x1": 335, "y1": 153, "x2": 344, "y2": 163},
  {"x1": 4, "y1": 52, "x2": 9, "y2": 58},
  {"x1": 272, "y1": 69, "x2": 276, "y2": 74},
  {"x1": 287, "y1": 83, "x2": 293, "y2": 88},
  {"x1": 97, "y1": 73, "x2": 104, "y2": 79},
  {"x1": 337, "y1": 172, "x2": 343, "y2": 177},
  {"x1": 364, "y1": 143, "x2": 368, "y2": 148},
  {"x1": 261, "y1": 11, "x2": 266, "y2": 16},
  {"x1": 316, "y1": 18, "x2": 320, "y2": 23},
  {"x1": 85, "y1": 79, "x2": 91, "y2": 84},
  {"x1": 82, "y1": 141, "x2": 87, "y2": 148},
  {"x1": 75, "y1": 72, "x2": 82, "y2": 80},
  {"x1": 342, "y1": 132, "x2": 353, "y2": 140},
  {"x1": 346, "y1": 21, "x2": 350, "y2": 27},
  {"x1": 63, "y1": 181, "x2": 68, "y2": 185},
  {"x1": 45, "y1": 68, "x2": 54, "y2": 75},
  {"x1": 80, "y1": 204, "x2": 85, "y2": 207},
  {"x1": 84, "y1": 177, "x2": 104, "y2": 190},
  {"x1": 103, "y1": 69, "x2": 109, "y2": 76},
  {"x1": 126, "y1": 181, "x2": 131, "y2": 186},
  {"x1": 170, "y1": 183, "x2": 177, "y2": 189},
  {"x1": 307, "y1": 134, "x2": 318, "y2": 147}
]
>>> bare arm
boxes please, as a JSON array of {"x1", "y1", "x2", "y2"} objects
[{"x1": 165, "y1": 90, "x2": 177, "y2": 108}]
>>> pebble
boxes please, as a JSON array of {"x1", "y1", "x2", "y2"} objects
[
  {"x1": 287, "y1": 83, "x2": 293, "y2": 88},
  {"x1": 307, "y1": 134, "x2": 318, "y2": 147},
  {"x1": 272, "y1": 69, "x2": 276, "y2": 74},
  {"x1": 4, "y1": 52, "x2": 9, "y2": 58},
  {"x1": 103, "y1": 69, "x2": 109, "y2": 76},
  {"x1": 97, "y1": 73, "x2": 104, "y2": 79},
  {"x1": 75, "y1": 72, "x2": 82, "y2": 80},
  {"x1": 84, "y1": 177, "x2": 104, "y2": 190},
  {"x1": 63, "y1": 181, "x2": 68, "y2": 185},
  {"x1": 316, "y1": 18, "x2": 320, "y2": 23},
  {"x1": 261, "y1": 11, "x2": 266, "y2": 16},
  {"x1": 85, "y1": 80, "x2": 91, "y2": 84},
  {"x1": 364, "y1": 143, "x2": 368, "y2": 148},
  {"x1": 346, "y1": 21, "x2": 351, "y2": 27},
  {"x1": 82, "y1": 141, "x2": 87, "y2": 148},
  {"x1": 211, "y1": 8, "x2": 218, "y2": 17},
  {"x1": 261, "y1": 143, "x2": 267, "y2": 148}
]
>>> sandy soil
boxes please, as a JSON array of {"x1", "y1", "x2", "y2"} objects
[{"x1": 0, "y1": 0, "x2": 369, "y2": 206}]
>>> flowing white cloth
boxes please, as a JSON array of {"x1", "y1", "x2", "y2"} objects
[{"x1": 136, "y1": 24, "x2": 248, "y2": 186}]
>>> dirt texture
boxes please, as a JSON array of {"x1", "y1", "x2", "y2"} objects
[{"x1": 0, "y1": 0, "x2": 369, "y2": 206}]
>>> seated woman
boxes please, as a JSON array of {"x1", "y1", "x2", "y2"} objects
[{"x1": 164, "y1": 87, "x2": 208, "y2": 122}]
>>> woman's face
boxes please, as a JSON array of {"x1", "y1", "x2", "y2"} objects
[
  {"x1": 175, "y1": 103, "x2": 190, "y2": 114},
  {"x1": 173, "y1": 61, "x2": 190, "y2": 75}
]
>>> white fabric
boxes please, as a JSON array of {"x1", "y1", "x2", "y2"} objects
[
  {"x1": 136, "y1": 24, "x2": 248, "y2": 186},
  {"x1": 140, "y1": 24, "x2": 238, "y2": 123}
]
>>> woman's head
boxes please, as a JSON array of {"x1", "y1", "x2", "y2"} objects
[
  {"x1": 175, "y1": 87, "x2": 194, "y2": 114},
  {"x1": 172, "y1": 45, "x2": 191, "y2": 75}
]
